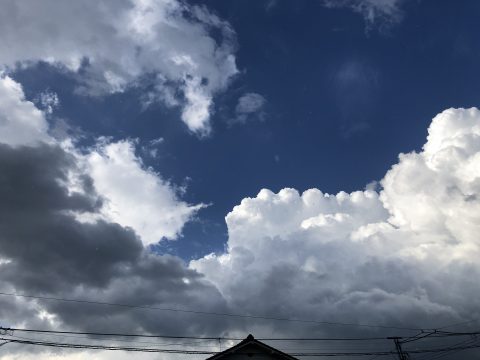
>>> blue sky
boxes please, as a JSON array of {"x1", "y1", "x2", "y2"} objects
[
  {"x1": 11, "y1": 0, "x2": 480, "y2": 259},
  {"x1": 2, "y1": 1, "x2": 480, "y2": 359}
]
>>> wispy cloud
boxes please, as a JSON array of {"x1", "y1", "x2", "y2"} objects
[
  {"x1": 323, "y1": 0, "x2": 406, "y2": 33},
  {"x1": 229, "y1": 92, "x2": 267, "y2": 125}
]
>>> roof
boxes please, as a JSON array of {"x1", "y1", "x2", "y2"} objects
[{"x1": 206, "y1": 334, "x2": 299, "y2": 360}]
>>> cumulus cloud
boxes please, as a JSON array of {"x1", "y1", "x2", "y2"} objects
[
  {"x1": 0, "y1": 142, "x2": 228, "y2": 339},
  {"x1": 0, "y1": 75, "x2": 51, "y2": 146},
  {"x1": 86, "y1": 139, "x2": 204, "y2": 245},
  {"x1": 0, "y1": 75, "x2": 201, "y2": 247},
  {"x1": 0, "y1": 0, "x2": 238, "y2": 134},
  {"x1": 323, "y1": 0, "x2": 405, "y2": 32},
  {"x1": 3, "y1": 66, "x2": 480, "y2": 359},
  {"x1": 0, "y1": 76, "x2": 228, "y2": 358},
  {"x1": 192, "y1": 107, "x2": 480, "y2": 342}
]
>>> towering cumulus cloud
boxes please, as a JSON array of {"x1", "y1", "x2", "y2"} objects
[
  {"x1": 0, "y1": 0, "x2": 238, "y2": 134},
  {"x1": 192, "y1": 107, "x2": 480, "y2": 334},
  {"x1": 2, "y1": 61, "x2": 480, "y2": 359}
]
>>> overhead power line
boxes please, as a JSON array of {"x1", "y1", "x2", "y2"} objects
[
  {"x1": 436, "y1": 319, "x2": 478, "y2": 330},
  {"x1": 0, "y1": 337, "x2": 217, "y2": 355},
  {"x1": 0, "y1": 326, "x2": 241, "y2": 341},
  {"x1": 3, "y1": 336, "x2": 480, "y2": 357},
  {"x1": 3, "y1": 326, "x2": 479, "y2": 342},
  {"x1": 6, "y1": 333, "x2": 220, "y2": 351},
  {"x1": 0, "y1": 327, "x2": 394, "y2": 341},
  {"x1": 0, "y1": 337, "x2": 397, "y2": 356},
  {"x1": 415, "y1": 335, "x2": 480, "y2": 360},
  {"x1": 0, "y1": 291, "x2": 422, "y2": 331},
  {"x1": 2, "y1": 326, "x2": 480, "y2": 359}
]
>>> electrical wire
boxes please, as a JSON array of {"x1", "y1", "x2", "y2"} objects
[
  {"x1": 0, "y1": 326, "x2": 240, "y2": 341},
  {"x1": 0, "y1": 337, "x2": 397, "y2": 356},
  {"x1": 3, "y1": 330, "x2": 480, "y2": 357},
  {"x1": 414, "y1": 336, "x2": 479, "y2": 360},
  {"x1": 4, "y1": 333, "x2": 389, "y2": 354},
  {"x1": 0, "y1": 326, "x2": 403, "y2": 342},
  {"x1": 0, "y1": 337, "x2": 218, "y2": 354},
  {"x1": 406, "y1": 340, "x2": 480, "y2": 356},
  {"x1": 436, "y1": 319, "x2": 478, "y2": 330},
  {"x1": 0, "y1": 291, "x2": 422, "y2": 331},
  {"x1": 5, "y1": 336, "x2": 480, "y2": 357},
  {"x1": 399, "y1": 330, "x2": 438, "y2": 344},
  {"x1": 3, "y1": 326, "x2": 480, "y2": 343},
  {"x1": 259, "y1": 337, "x2": 390, "y2": 341},
  {"x1": 4, "y1": 332, "x2": 218, "y2": 348},
  {"x1": 0, "y1": 328, "x2": 396, "y2": 354}
]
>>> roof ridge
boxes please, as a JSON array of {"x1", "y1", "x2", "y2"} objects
[{"x1": 205, "y1": 334, "x2": 299, "y2": 360}]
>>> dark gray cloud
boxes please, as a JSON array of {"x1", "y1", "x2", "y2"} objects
[
  {"x1": 0, "y1": 143, "x2": 231, "y2": 341},
  {"x1": 1, "y1": 102, "x2": 480, "y2": 360},
  {"x1": 3, "y1": 143, "x2": 478, "y2": 360},
  {"x1": 0, "y1": 143, "x2": 139, "y2": 292}
]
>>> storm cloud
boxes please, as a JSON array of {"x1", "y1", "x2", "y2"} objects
[
  {"x1": 0, "y1": 2, "x2": 479, "y2": 360},
  {"x1": 2, "y1": 95, "x2": 480, "y2": 359},
  {"x1": 0, "y1": 143, "x2": 239, "y2": 360}
]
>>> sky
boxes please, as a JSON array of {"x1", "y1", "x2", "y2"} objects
[{"x1": 1, "y1": 0, "x2": 480, "y2": 359}]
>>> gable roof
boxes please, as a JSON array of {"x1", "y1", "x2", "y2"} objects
[{"x1": 206, "y1": 334, "x2": 299, "y2": 360}]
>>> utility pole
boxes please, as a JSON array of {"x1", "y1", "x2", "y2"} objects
[{"x1": 388, "y1": 337, "x2": 409, "y2": 360}]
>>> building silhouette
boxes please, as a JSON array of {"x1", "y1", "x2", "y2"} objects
[{"x1": 206, "y1": 334, "x2": 299, "y2": 360}]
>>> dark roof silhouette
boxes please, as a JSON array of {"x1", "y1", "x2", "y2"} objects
[{"x1": 206, "y1": 334, "x2": 299, "y2": 360}]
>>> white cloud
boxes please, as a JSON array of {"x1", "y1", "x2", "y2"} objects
[
  {"x1": 86, "y1": 139, "x2": 204, "y2": 245},
  {"x1": 2, "y1": 66, "x2": 480, "y2": 355},
  {"x1": 181, "y1": 76, "x2": 213, "y2": 135},
  {"x1": 0, "y1": 75, "x2": 202, "y2": 246},
  {"x1": 324, "y1": 0, "x2": 405, "y2": 32},
  {"x1": 381, "y1": 108, "x2": 480, "y2": 260},
  {"x1": 192, "y1": 107, "x2": 480, "y2": 332},
  {"x1": 0, "y1": 0, "x2": 238, "y2": 134},
  {"x1": 35, "y1": 89, "x2": 60, "y2": 115},
  {"x1": 0, "y1": 75, "x2": 222, "y2": 359},
  {"x1": 0, "y1": 75, "x2": 51, "y2": 146}
]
